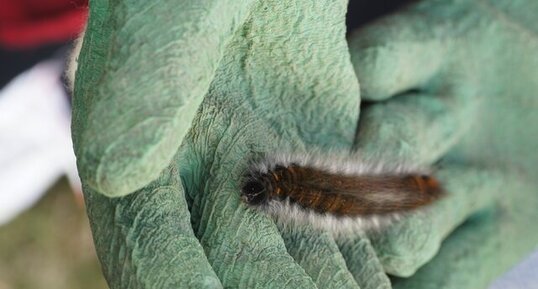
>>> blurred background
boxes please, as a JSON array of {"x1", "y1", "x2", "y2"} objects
[
  {"x1": 0, "y1": 0, "x2": 535, "y2": 288},
  {"x1": 0, "y1": 0, "x2": 107, "y2": 288}
]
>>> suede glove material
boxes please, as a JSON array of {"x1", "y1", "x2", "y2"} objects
[
  {"x1": 73, "y1": 0, "x2": 538, "y2": 288},
  {"x1": 348, "y1": 0, "x2": 538, "y2": 287}
]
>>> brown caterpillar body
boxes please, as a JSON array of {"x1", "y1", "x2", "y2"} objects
[{"x1": 242, "y1": 164, "x2": 443, "y2": 217}]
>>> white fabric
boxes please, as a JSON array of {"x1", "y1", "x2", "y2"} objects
[{"x1": 0, "y1": 60, "x2": 80, "y2": 225}]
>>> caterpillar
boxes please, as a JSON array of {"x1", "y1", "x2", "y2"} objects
[{"x1": 241, "y1": 152, "x2": 443, "y2": 235}]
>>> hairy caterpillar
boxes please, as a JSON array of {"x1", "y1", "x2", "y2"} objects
[{"x1": 241, "y1": 152, "x2": 443, "y2": 234}]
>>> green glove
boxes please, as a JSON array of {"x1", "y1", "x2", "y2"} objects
[
  {"x1": 347, "y1": 0, "x2": 538, "y2": 287},
  {"x1": 73, "y1": 0, "x2": 538, "y2": 289},
  {"x1": 75, "y1": 0, "x2": 363, "y2": 288}
]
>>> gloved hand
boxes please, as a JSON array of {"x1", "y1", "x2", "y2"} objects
[
  {"x1": 347, "y1": 0, "x2": 538, "y2": 288},
  {"x1": 74, "y1": 0, "x2": 363, "y2": 288},
  {"x1": 72, "y1": 0, "x2": 538, "y2": 289}
]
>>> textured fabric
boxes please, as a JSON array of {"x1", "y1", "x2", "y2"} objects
[
  {"x1": 348, "y1": 0, "x2": 538, "y2": 287},
  {"x1": 73, "y1": 0, "x2": 538, "y2": 288}
]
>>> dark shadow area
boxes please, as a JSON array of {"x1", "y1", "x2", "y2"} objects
[
  {"x1": 346, "y1": 0, "x2": 417, "y2": 33},
  {"x1": 0, "y1": 43, "x2": 65, "y2": 89}
]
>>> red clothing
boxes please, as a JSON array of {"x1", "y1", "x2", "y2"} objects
[{"x1": 0, "y1": 0, "x2": 88, "y2": 48}]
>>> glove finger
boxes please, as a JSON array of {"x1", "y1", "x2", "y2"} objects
[
  {"x1": 279, "y1": 225, "x2": 360, "y2": 289},
  {"x1": 354, "y1": 88, "x2": 480, "y2": 165},
  {"x1": 337, "y1": 233, "x2": 392, "y2": 289},
  {"x1": 348, "y1": 1, "x2": 472, "y2": 100},
  {"x1": 368, "y1": 163, "x2": 507, "y2": 277},
  {"x1": 73, "y1": 0, "x2": 256, "y2": 197},
  {"x1": 392, "y1": 171, "x2": 538, "y2": 289},
  {"x1": 83, "y1": 163, "x2": 222, "y2": 289},
  {"x1": 347, "y1": 5, "x2": 452, "y2": 101}
]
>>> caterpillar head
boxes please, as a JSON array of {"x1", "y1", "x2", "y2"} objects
[{"x1": 241, "y1": 174, "x2": 270, "y2": 206}]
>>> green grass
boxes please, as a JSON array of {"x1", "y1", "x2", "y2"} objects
[{"x1": 0, "y1": 179, "x2": 108, "y2": 289}]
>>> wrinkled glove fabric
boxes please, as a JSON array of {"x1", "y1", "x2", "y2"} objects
[{"x1": 73, "y1": 0, "x2": 538, "y2": 288}]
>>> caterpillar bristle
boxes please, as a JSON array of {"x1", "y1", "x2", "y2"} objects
[{"x1": 241, "y1": 152, "x2": 444, "y2": 235}]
